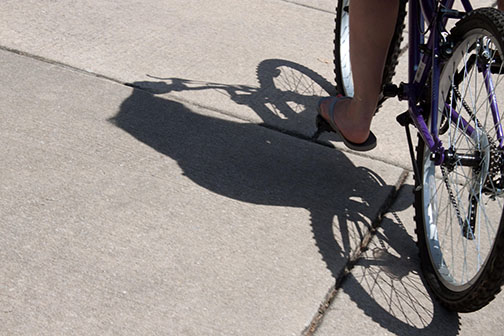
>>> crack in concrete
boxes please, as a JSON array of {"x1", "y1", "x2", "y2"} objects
[
  {"x1": 276, "y1": 0, "x2": 335, "y2": 14},
  {"x1": 1, "y1": 42, "x2": 416, "y2": 336},
  {"x1": 302, "y1": 170, "x2": 410, "y2": 335},
  {"x1": 0, "y1": 44, "x2": 414, "y2": 172}
]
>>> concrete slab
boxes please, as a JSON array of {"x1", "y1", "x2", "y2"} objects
[
  {"x1": 2, "y1": 1, "x2": 504, "y2": 334},
  {"x1": 0, "y1": 0, "x2": 411, "y2": 169},
  {"x1": 280, "y1": 0, "x2": 335, "y2": 13},
  {"x1": 0, "y1": 49, "x2": 404, "y2": 334},
  {"x1": 0, "y1": 0, "x2": 405, "y2": 167},
  {"x1": 314, "y1": 177, "x2": 504, "y2": 336},
  {"x1": 1, "y1": 1, "x2": 501, "y2": 172},
  {"x1": 0, "y1": 0, "x2": 337, "y2": 128}
]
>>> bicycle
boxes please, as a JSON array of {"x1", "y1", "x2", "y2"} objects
[{"x1": 324, "y1": 0, "x2": 504, "y2": 312}]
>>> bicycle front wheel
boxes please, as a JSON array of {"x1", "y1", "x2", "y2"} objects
[
  {"x1": 333, "y1": 0, "x2": 406, "y2": 112},
  {"x1": 415, "y1": 8, "x2": 504, "y2": 312}
]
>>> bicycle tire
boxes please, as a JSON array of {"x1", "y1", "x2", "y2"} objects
[
  {"x1": 415, "y1": 8, "x2": 504, "y2": 312},
  {"x1": 333, "y1": 0, "x2": 407, "y2": 113}
]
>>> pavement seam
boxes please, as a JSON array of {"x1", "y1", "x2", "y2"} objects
[
  {"x1": 3, "y1": 42, "x2": 417, "y2": 335},
  {"x1": 276, "y1": 0, "x2": 335, "y2": 14},
  {"x1": 121, "y1": 85, "x2": 414, "y2": 171},
  {"x1": 0, "y1": 44, "x2": 413, "y2": 172},
  {"x1": 0, "y1": 45, "x2": 127, "y2": 87},
  {"x1": 302, "y1": 169, "x2": 410, "y2": 336}
]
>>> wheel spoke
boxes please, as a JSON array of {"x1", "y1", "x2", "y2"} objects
[{"x1": 419, "y1": 13, "x2": 504, "y2": 293}]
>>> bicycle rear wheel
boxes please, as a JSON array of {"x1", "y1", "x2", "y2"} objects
[
  {"x1": 333, "y1": 0, "x2": 406, "y2": 113},
  {"x1": 415, "y1": 8, "x2": 504, "y2": 312}
]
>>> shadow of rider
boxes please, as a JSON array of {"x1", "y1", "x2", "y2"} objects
[
  {"x1": 111, "y1": 59, "x2": 460, "y2": 334},
  {"x1": 111, "y1": 80, "x2": 388, "y2": 276}
]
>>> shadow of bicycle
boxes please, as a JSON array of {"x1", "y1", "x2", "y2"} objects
[
  {"x1": 111, "y1": 59, "x2": 460, "y2": 335},
  {"x1": 127, "y1": 59, "x2": 337, "y2": 138},
  {"x1": 334, "y1": 185, "x2": 461, "y2": 335}
]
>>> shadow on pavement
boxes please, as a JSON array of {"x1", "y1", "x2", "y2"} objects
[
  {"x1": 110, "y1": 59, "x2": 460, "y2": 335},
  {"x1": 130, "y1": 59, "x2": 336, "y2": 136},
  {"x1": 341, "y1": 185, "x2": 461, "y2": 335}
]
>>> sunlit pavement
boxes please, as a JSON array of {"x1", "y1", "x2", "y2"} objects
[{"x1": 1, "y1": 1, "x2": 503, "y2": 335}]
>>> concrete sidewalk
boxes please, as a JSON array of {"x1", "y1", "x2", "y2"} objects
[{"x1": 1, "y1": 1, "x2": 503, "y2": 335}]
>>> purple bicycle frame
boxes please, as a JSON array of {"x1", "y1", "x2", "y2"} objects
[{"x1": 405, "y1": 0, "x2": 502, "y2": 164}]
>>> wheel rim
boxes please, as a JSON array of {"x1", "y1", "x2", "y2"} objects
[
  {"x1": 422, "y1": 28, "x2": 504, "y2": 291},
  {"x1": 338, "y1": 0, "x2": 354, "y2": 97}
]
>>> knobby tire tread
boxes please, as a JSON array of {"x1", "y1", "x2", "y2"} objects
[
  {"x1": 414, "y1": 8, "x2": 504, "y2": 312},
  {"x1": 333, "y1": 0, "x2": 407, "y2": 114}
]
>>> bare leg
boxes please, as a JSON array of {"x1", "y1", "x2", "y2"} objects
[{"x1": 320, "y1": 0, "x2": 399, "y2": 144}]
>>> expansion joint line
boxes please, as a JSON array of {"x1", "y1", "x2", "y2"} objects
[{"x1": 302, "y1": 170, "x2": 410, "y2": 336}]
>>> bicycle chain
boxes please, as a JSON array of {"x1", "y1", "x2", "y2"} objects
[
  {"x1": 452, "y1": 85, "x2": 481, "y2": 128},
  {"x1": 443, "y1": 86, "x2": 483, "y2": 238},
  {"x1": 447, "y1": 83, "x2": 504, "y2": 238},
  {"x1": 452, "y1": 85, "x2": 504, "y2": 193},
  {"x1": 435, "y1": 42, "x2": 504, "y2": 236},
  {"x1": 440, "y1": 165, "x2": 465, "y2": 226}
]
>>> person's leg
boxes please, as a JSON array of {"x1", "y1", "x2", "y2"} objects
[
  {"x1": 319, "y1": 0, "x2": 399, "y2": 144},
  {"x1": 499, "y1": 0, "x2": 504, "y2": 11}
]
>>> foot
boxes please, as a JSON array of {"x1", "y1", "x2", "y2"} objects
[{"x1": 318, "y1": 96, "x2": 373, "y2": 145}]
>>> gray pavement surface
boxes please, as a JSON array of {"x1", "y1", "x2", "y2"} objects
[{"x1": 1, "y1": 1, "x2": 503, "y2": 335}]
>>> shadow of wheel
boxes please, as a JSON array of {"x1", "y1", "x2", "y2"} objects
[
  {"x1": 254, "y1": 59, "x2": 337, "y2": 132},
  {"x1": 337, "y1": 185, "x2": 461, "y2": 335},
  {"x1": 254, "y1": 61, "x2": 460, "y2": 334}
]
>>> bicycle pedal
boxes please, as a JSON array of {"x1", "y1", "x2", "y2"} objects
[
  {"x1": 383, "y1": 84, "x2": 399, "y2": 98},
  {"x1": 396, "y1": 110, "x2": 412, "y2": 127}
]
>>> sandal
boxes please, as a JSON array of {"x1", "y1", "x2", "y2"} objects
[{"x1": 316, "y1": 96, "x2": 377, "y2": 152}]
